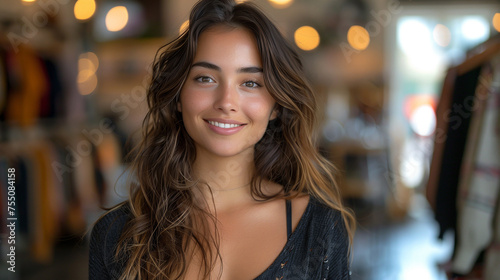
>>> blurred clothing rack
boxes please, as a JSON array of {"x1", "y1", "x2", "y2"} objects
[
  {"x1": 0, "y1": 8, "x2": 127, "y2": 268},
  {"x1": 426, "y1": 35, "x2": 500, "y2": 280},
  {"x1": 0, "y1": 128, "x2": 127, "y2": 263}
]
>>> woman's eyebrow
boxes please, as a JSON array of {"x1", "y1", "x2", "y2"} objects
[
  {"x1": 191, "y1": 61, "x2": 221, "y2": 71},
  {"x1": 191, "y1": 61, "x2": 263, "y2": 73},
  {"x1": 237, "y1": 66, "x2": 263, "y2": 73}
]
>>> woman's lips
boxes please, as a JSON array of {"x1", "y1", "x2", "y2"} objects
[
  {"x1": 204, "y1": 119, "x2": 246, "y2": 135},
  {"x1": 207, "y1": 120, "x2": 243, "y2": 128}
]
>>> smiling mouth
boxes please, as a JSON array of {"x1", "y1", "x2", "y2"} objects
[{"x1": 207, "y1": 120, "x2": 244, "y2": 128}]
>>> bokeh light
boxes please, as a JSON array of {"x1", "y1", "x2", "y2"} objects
[
  {"x1": 461, "y1": 17, "x2": 489, "y2": 41},
  {"x1": 77, "y1": 73, "x2": 98, "y2": 96},
  {"x1": 74, "y1": 0, "x2": 96, "y2": 21},
  {"x1": 294, "y1": 26, "x2": 320, "y2": 51},
  {"x1": 403, "y1": 94, "x2": 436, "y2": 120},
  {"x1": 493, "y1": 13, "x2": 500, "y2": 33},
  {"x1": 409, "y1": 104, "x2": 436, "y2": 137},
  {"x1": 84, "y1": 52, "x2": 99, "y2": 71},
  {"x1": 398, "y1": 18, "x2": 432, "y2": 55},
  {"x1": 433, "y1": 24, "x2": 451, "y2": 47},
  {"x1": 77, "y1": 52, "x2": 99, "y2": 95},
  {"x1": 268, "y1": 0, "x2": 293, "y2": 9},
  {"x1": 347, "y1": 25, "x2": 370, "y2": 51},
  {"x1": 106, "y1": 6, "x2": 129, "y2": 32}
]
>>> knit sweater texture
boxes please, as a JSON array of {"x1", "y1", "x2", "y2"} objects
[{"x1": 88, "y1": 197, "x2": 351, "y2": 279}]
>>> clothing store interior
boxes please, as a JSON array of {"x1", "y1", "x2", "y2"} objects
[{"x1": 1, "y1": 0, "x2": 500, "y2": 279}]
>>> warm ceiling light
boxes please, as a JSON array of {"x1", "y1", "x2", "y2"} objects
[
  {"x1": 493, "y1": 13, "x2": 500, "y2": 33},
  {"x1": 294, "y1": 26, "x2": 320, "y2": 51},
  {"x1": 77, "y1": 72, "x2": 97, "y2": 95},
  {"x1": 77, "y1": 69, "x2": 95, "y2": 84},
  {"x1": 347, "y1": 25, "x2": 370, "y2": 51},
  {"x1": 106, "y1": 6, "x2": 129, "y2": 32},
  {"x1": 78, "y1": 52, "x2": 99, "y2": 74},
  {"x1": 74, "y1": 0, "x2": 96, "y2": 21},
  {"x1": 268, "y1": 0, "x2": 293, "y2": 9},
  {"x1": 82, "y1": 52, "x2": 99, "y2": 71},
  {"x1": 79, "y1": 58, "x2": 96, "y2": 74},
  {"x1": 77, "y1": 52, "x2": 99, "y2": 95}
]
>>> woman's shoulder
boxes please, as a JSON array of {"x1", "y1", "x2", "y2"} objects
[
  {"x1": 89, "y1": 202, "x2": 132, "y2": 278},
  {"x1": 303, "y1": 196, "x2": 350, "y2": 260},
  {"x1": 92, "y1": 203, "x2": 131, "y2": 237},
  {"x1": 90, "y1": 202, "x2": 132, "y2": 255},
  {"x1": 306, "y1": 196, "x2": 347, "y2": 235}
]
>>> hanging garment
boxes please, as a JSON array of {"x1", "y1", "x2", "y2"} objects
[
  {"x1": 428, "y1": 38, "x2": 500, "y2": 216},
  {"x1": 0, "y1": 155, "x2": 9, "y2": 237},
  {"x1": 4, "y1": 45, "x2": 48, "y2": 127},
  {"x1": 485, "y1": 195, "x2": 500, "y2": 280},
  {"x1": 455, "y1": 65, "x2": 494, "y2": 211},
  {"x1": 17, "y1": 155, "x2": 30, "y2": 233},
  {"x1": 30, "y1": 142, "x2": 65, "y2": 263},
  {"x1": 473, "y1": 55, "x2": 500, "y2": 280},
  {"x1": 452, "y1": 56, "x2": 500, "y2": 275},
  {"x1": 434, "y1": 65, "x2": 483, "y2": 239},
  {"x1": 0, "y1": 49, "x2": 7, "y2": 120},
  {"x1": 39, "y1": 57, "x2": 63, "y2": 119},
  {"x1": 426, "y1": 67, "x2": 458, "y2": 211}
]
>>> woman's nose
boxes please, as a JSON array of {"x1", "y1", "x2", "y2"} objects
[{"x1": 214, "y1": 84, "x2": 239, "y2": 113}]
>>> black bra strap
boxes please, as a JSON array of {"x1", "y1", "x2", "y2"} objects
[{"x1": 286, "y1": 199, "x2": 292, "y2": 239}]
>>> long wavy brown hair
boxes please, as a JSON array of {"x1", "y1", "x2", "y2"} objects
[{"x1": 111, "y1": 0, "x2": 356, "y2": 279}]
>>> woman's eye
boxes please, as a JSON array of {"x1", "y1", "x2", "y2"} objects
[
  {"x1": 242, "y1": 81, "x2": 260, "y2": 88},
  {"x1": 195, "y1": 76, "x2": 214, "y2": 83}
]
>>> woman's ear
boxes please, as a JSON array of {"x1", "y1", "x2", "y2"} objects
[
  {"x1": 177, "y1": 102, "x2": 182, "y2": 112},
  {"x1": 269, "y1": 105, "x2": 279, "y2": 120}
]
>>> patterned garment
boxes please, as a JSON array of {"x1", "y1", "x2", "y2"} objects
[{"x1": 452, "y1": 53, "x2": 500, "y2": 277}]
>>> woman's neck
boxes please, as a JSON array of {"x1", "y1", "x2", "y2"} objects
[
  {"x1": 194, "y1": 155, "x2": 254, "y2": 189},
  {"x1": 192, "y1": 151, "x2": 256, "y2": 210}
]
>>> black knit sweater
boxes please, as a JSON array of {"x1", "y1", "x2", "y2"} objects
[{"x1": 88, "y1": 197, "x2": 351, "y2": 279}]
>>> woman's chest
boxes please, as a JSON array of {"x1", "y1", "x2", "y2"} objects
[{"x1": 185, "y1": 203, "x2": 289, "y2": 280}]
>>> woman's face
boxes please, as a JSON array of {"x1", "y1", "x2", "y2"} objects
[{"x1": 179, "y1": 25, "x2": 277, "y2": 159}]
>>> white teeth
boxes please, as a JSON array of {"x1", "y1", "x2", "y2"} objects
[{"x1": 208, "y1": 121, "x2": 242, "y2": 128}]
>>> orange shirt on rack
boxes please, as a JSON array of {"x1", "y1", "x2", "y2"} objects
[{"x1": 5, "y1": 45, "x2": 48, "y2": 127}]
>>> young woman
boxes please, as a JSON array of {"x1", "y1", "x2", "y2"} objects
[{"x1": 89, "y1": 0, "x2": 355, "y2": 279}]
